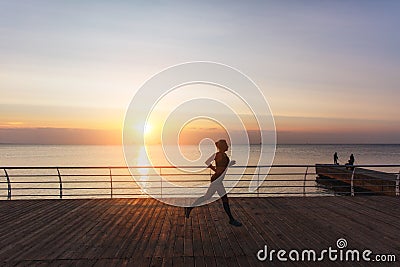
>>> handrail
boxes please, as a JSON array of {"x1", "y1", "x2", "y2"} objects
[
  {"x1": 0, "y1": 164, "x2": 399, "y2": 200},
  {"x1": 1, "y1": 164, "x2": 400, "y2": 169}
]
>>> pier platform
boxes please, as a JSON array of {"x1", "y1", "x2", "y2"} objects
[
  {"x1": 316, "y1": 164, "x2": 398, "y2": 196},
  {"x1": 0, "y1": 197, "x2": 399, "y2": 266}
]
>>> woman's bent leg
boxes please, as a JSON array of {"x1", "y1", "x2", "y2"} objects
[
  {"x1": 193, "y1": 182, "x2": 219, "y2": 206},
  {"x1": 185, "y1": 182, "x2": 218, "y2": 218}
]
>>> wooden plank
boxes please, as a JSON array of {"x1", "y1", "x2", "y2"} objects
[
  {"x1": 132, "y1": 199, "x2": 165, "y2": 259},
  {"x1": 151, "y1": 203, "x2": 173, "y2": 260},
  {"x1": 161, "y1": 205, "x2": 179, "y2": 259},
  {"x1": 172, "y1": 207, "x2": 185, "y2": 259},
  {"x1": 197, "y1": 205, "x2": 215, "y2": 262},
  {"x1": 115, "y1": 198, "x2": 153, "y2": 258},
  {"x1": 124, "y1": 198, "x2": 159, "y2": 259},
  {"x1": 183, "y1": 207, "x2": 194, "y2": 258},
  {"x1": 191, "y1": 205, "x2": 203, "y2": 258},
  {"x1": 144, "y1": 200, "x2": 168, "y2": 259},
  {"x1": 107, "y1": 198, "x2": 142, "y2": 258},
  {"x1": 204, "y1": 203, "x2": 227, "y2": 267}
]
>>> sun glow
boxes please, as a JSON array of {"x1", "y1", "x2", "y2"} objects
[
  {"x1": 135, "y1": 122, "x2": 153, "y2": 136},
  {"x1": 144, "y1": 123, "x2": 152, "y2": 135}
]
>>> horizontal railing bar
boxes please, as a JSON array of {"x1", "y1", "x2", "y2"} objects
[
  {"x1": 2, "y1": 164, "x2": 400, "y2": 169},
  {"x1": 2, "y1": 191, "x2": 395, "y2": 198},
  {"x1": 1, "y1": 173, "x2": 396, "y2": 178},
  {"x1": 0, "y1": 181, "x2": 306, "y2": 186},
  {"x1": 4, "y1": 172, "x2": 397, "y2": 177},
  {"x1": 3, "y1": 185, "x2": 396, "y2": 191},
  {"x1": 63, "y1": 193, "x2": 138, "y2": 197},
  {"x1": 9, "y1": 188, "x2": 117, "y2": 190},
  {"x1": 4, "y1": 184, "x2": 396, "y2": 189},
  {"x1": 7, "y1": 172, "x2": 399, "y2": 177},
  {"x1": 0, "y1": 173, "x2": 315, "y2": 178},
  {"x1": 3, "y1": 191, "x2": 390, "y2": 197},
  {"x1": 7, "y1": 194, "x2": 66, "y2": 198},
  {"x1": 328, "y1": 191, "x2": 396, "y2": 194},
  {"x1": 4, "y1": 174, "x2": 392, "y2": 179},
  {"x1": 317, "y1": 173, "x2": 397, "y2": 177},
  {"x1": 5, "y1": 186, "x2": 322, "y2": 191},
  {"x1": 315, "y1": 185, "x2": 396, "y2": 188},
  {"x1": 62, "y1": 188, "x2": 140, "y2": 190},
  {"x1": 7, "y1": 194, "x2": 115, "y2": 198},
  {"x1": 317, "y1": 178, "x2": 397, "y2": 182},
  {"x1": 147, "y1": 192, "x2": 331, "y2": 195},
  {"x1": 4, "y1": 173, "x2": 397, "y2": 179},
  {"x1": 0, "y1": 173, "x2": 324, "y2": 178},
  {"x1": 5, "y1": 178, "x2": 396, "y2": 184}
]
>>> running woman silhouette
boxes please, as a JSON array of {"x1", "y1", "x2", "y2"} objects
[{"x1": 184, "y1": 139, "x2": 242, "y2": 226}]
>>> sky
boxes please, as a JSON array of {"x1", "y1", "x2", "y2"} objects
[{"x1": 0, "y1": 1, "x2": 399, "y2": 144}]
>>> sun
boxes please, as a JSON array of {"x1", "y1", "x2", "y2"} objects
[
  {"x1": 144, "y1": 123, "x2": 152, "y2": 135},
  {"x1": 134, "y1": 122, "x2": 153, "y2": 136}
]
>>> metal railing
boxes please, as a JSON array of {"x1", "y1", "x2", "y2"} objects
[{"x1": 0, "y1": 164, "x2": 399, "y2": 200}]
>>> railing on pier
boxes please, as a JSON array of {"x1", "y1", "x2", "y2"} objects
[
  {"x1": 0, "y1": 165, "x2": 399, "y2": 200},
  {"x1": 316, "y1": 164, "x2": 400, "y2": 197}
]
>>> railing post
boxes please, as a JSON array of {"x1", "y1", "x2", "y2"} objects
[
  {"x1": 109, "y1": 168, "x2": 113, "y2": 199},
  {"x1": 160, "y1": 168, "x2": 162, "y2": 199},
  {"x1": 303, "y1": 166, "x2": 309, "y2": 197},
  {"x1": 396, "y1": 171, "x2": 399, "y2": 197},
  {"x1": 56, "y1": 168, "x2": 63, "y2": 199},
  {"x1": 350, "y1": 168, "x2": 356, "y2": 197},
  {"x1": 257, "y1": 167, "x2": 260, "y2": 197},
  {"x1": 4, "y1": 169, "x2": 11, "y2": 200}
]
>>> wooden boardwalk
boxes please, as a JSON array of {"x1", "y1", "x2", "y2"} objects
[{"x1": 0, "y1": 197, "x2": 399, "y2": 266}]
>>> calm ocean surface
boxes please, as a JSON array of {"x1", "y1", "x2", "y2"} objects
[
  {"x1": 1, "y1": 144, "x2": 400, "y2": 166},
  {"x1": 1, "y1": 144, "x2": 399, "y2": 199}
]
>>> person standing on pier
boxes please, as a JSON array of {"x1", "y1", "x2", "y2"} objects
[
  {"x1": 334, "y1": 152, "x2": 339, "y2": 165},
  {"x1": 349, "y1": 154, "x2": 355, "y2": 165},
  {"x1": 345, "y1": 154, "x2": 355, "y2": 170},
  {"x1": 184, "y1": 139, "x2": 242, "y2": 227}
]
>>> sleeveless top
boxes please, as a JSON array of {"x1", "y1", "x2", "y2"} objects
[
  {"x1": 215, "y1": 152, "x2": 229, "y2": 168},
  {"x1": 205, "y1": 152, "x2": 230, "y2": 181}
]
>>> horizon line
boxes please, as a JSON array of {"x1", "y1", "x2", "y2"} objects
[{"x1": 1, "y1": 143, "x2": 400, "y2": 146}]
